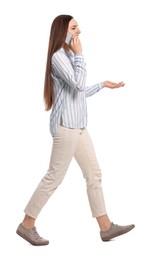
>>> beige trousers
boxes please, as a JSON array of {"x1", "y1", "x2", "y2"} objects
[{"x1": 24, "y1": 126, "x2": 107, "y2": 218}]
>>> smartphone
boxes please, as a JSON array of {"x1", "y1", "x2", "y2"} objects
[{"x1": 65, "y1": 32, "x2": 72, "y2": 45}]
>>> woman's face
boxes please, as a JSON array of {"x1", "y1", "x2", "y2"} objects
[{"x1": 67, "y1": 18, "x2": 81, "y2": 37}]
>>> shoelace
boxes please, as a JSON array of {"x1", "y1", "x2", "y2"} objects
[{"x1": 32, "y1": 227, "x2": 42, "y2": 240}]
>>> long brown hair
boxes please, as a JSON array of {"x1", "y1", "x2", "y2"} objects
[{"x1": 43, "y1": 14, "x2": 73, "y2": 111}]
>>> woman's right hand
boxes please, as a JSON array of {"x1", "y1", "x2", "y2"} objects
[{"x1": 103, "y1": 81, "x2": 125, "y2": 89}]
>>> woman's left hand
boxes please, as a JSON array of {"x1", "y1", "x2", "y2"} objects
[{"x1": 103, "y1": 81, "x2": 125, "y2": 89}]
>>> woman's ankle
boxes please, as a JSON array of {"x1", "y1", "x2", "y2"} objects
[
  {"x1": 96, "y1": 214, "x2": 112, "y2": 232},
  {"x1": 22, "y1": 214, "x2": 35, "y2": 229}
]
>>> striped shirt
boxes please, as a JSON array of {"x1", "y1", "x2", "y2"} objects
[{"x1": 50, "y1": 47, "x2": 103, "y2": 136}]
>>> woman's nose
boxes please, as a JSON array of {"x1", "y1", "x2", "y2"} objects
[{"x1": 77, "y1": 28, "x2": 81, "y2": 34}]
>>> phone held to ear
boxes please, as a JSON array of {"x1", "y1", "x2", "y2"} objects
[{"x1": 65, "y1": 32, "x2": 72, "y2": 45}]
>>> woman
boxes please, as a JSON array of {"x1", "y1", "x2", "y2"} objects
[{"x1": 16, "y1": 14, "x2": 135, "y2": 246}]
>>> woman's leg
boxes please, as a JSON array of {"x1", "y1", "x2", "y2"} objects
[
  {"x1": 22, "y1": 126, "x2": 82, "y2": 227},
  {"x1": 74, "y1": 128, "x2": 111, "y2": 231}
]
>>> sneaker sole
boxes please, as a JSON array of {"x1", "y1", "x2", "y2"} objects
[
  {"x1": 16, "y1": 229, "x2": 49, "y2": 246},
  {"x1": 102, "y1": 225, "x2": 135, "y2": 241}
]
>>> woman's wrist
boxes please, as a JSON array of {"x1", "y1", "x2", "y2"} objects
[{"x1": 102, "y1": 81, "x2": 106, "y2": 88}]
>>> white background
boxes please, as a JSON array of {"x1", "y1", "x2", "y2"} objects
[{"x1": 0, "y1": 0, "x2": 153, "y2": 259}]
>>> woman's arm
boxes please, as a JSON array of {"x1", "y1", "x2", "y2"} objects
[
  {"x1": 52, "y1": 49, "x2": 87, "y2": 91},
  {"x1": 85, "y1": 81, "x2": 125, "y2": 97}
]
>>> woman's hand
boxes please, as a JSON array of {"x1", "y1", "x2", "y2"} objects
[
  {"x1": 103, "y1": 81, "x2": 125, "y2": 89},
  {"x1": 70, "y1": 36, "x2": 82, "y2": 54}
]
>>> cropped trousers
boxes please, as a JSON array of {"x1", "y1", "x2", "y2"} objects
[{"x1": 24, "y1": 126, "x2": 107, "y2": 218}]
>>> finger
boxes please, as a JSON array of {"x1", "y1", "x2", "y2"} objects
[
  {"x1": 117, "y1": 82, "x2": 125, "y2": 87},
  {"x1": 120, "y1": 82, "x2": 125, "y2": 87},
  {"x1": 120, "y1": 82, "x2": 125, "y2": 86},
  {"x1": 73, "y1": 36, "x2": 79, "y2": 43}
]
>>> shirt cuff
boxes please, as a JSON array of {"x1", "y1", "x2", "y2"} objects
[{"x1": 100, "y1": 82, "x2": 105, "y2": 89}]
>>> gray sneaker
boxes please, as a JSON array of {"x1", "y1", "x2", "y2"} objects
[
  {"x1": 16, "y1": 224, "x2": 49, "y2": 246},
  {"x1": 100, "y1": 223, "x2": 135, "y2": 241}
]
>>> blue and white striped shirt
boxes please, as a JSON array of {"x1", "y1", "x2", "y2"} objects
[{"x1": 50, "y1": 47, "x2": 103, "y2": 136}]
